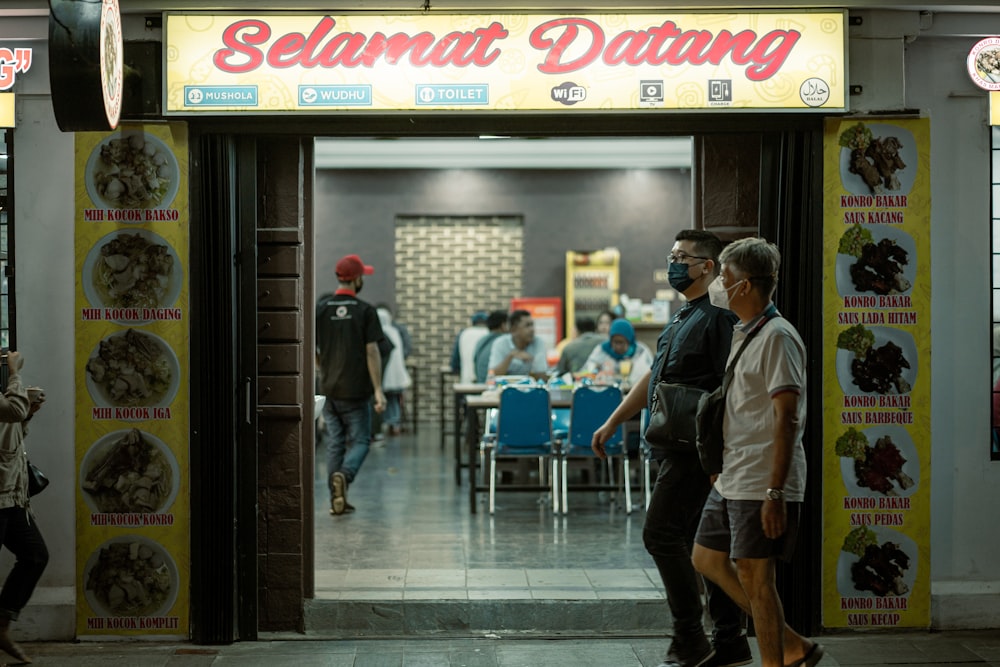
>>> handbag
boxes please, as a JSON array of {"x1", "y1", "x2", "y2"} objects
[
  {"x1": 646, "y1": 381, "x2": 706, "y2": 450},
  {"x1": 695, "y1": 312, "x2": 777, "y2": 475},
  {"x1": 644, "y1": 312, "x2": 706, "y2": 452},
  {"x1": 27, "y1": 459, "x2": 49, "y2": 497}
]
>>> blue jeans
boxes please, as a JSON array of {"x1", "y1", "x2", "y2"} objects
[
  {"x1": 383, "y1": 391, "x2": 402, "y2": 428},
  {"x1": 643, "y1": 451, "x2": 745, "y2": 645},
  {"x1": 322, "y1": 398, "x2": 372, "y2": 484},
  {"x1": 0, "y1": 506, "x2": 48, "y2": 620}
]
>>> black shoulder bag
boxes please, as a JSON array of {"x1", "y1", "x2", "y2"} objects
[
  {"x1": 644, "y1": 311, "x2": 707, "y2": 452},
  {"x1": 695, "y1": 312, "x2": 776, "y2": 475}
]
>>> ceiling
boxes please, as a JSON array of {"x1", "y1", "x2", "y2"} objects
[
  {"x1": 5, "y1": 1, "x2": 1000, "y2": 15},
  {"x1": 314, "y1": 137, "x2": 693, "y2": 169},
  {"x1": 123, "y1": 2, "x2": 1000, "y2": 14}
]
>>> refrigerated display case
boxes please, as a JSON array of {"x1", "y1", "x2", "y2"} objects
[{"x1": 565, "y1": 248, "x2": 620, "y2": 334}]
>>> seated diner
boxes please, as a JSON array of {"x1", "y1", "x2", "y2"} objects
[
  {"x1": 582, "y1": 318, "x2": 653, "y2": 390},
  {"x1": 487, "y1": 309, "x2": 549, "y2": 380}
]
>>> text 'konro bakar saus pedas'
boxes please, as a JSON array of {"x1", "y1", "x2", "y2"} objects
[{"x1": 210, "y1": 16, "x2": 802, "y2": 81}]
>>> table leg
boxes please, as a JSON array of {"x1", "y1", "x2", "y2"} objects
[
  {"x1": 409, "y1": 364, "x2": 418, "y2": 435},
  {"x1": 439, "y1": 370, "x2": 448, "y2": 452},
  {"x1": 454, "y1": 395, "x2": 464, "y2": 486},
  {"x1": 469, "y1": 408, "x2": 478, "y2": 514}
]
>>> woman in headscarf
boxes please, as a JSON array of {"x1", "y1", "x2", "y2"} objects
[{"x1": 583, "y1": 318, "x2": 654, "y2": 390}]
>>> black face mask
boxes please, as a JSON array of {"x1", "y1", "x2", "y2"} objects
[
  {"x1": 668, "y1": 262, "x2": 695, "y2": 292},
  {"x1": 354, "y1": 278, "x2": 364, "y2": 294}
]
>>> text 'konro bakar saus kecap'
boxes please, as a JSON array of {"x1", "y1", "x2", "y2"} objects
[{"x1": 335, "y1": 254, "x2": 375, "y2": 281}]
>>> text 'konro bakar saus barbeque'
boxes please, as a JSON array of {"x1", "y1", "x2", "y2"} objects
[{"x1": 210, "y1": 17, "x2": 802, "y2": 81}]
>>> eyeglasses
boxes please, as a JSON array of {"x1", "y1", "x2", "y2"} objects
[{"x1": 668, "y1": 252, "x2": 709, "y2": 264}]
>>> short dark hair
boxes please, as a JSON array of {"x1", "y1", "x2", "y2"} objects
[
  {"x1": 676, "y1": 229, "x2": 725, "y2": 264},
  {"x1": 576, "y1": 316, "x2": 597, "y2": 334},
  {"x1": 509, "y1": 309, "x2": 531, "y2": 328},
  {"x1": 486, "y1": 309, "x2": 508, "y2": 330}
]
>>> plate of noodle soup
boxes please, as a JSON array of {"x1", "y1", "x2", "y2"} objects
[{"x1": 82, "y1": 229, "x2": 181, "y2": 314}]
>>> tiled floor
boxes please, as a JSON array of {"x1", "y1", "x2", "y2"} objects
[
  {"x1": 12, "y1": 428, "x2": 1000, "y2": 663},
  {"x1": 313, "y1": 425, "x2": 661, "y2": 603},
  {"x1": 15, "y1": 631, "x2": 1000, "y2": 665}
]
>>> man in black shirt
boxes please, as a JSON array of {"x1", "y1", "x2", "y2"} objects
[
  {"x1": 592, "y1": 230, "x2": 747, "y2": 667},
  {"x1": 316, "y1": 254, "x2": 386, "y2": 515}
]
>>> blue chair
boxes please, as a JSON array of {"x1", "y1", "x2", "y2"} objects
[
  {"x1": 485, "y1": 385, "x2": 560, "y2": 514},
  {"x1": 637, "y1": 407, "x2": 657, "y2": 511},
  {"x1": 558, "y1": 385, "x2": 630, "y2": 514}
]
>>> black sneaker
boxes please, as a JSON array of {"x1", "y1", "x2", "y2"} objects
[
  {"x1": 329, "y1": 472, "x2": 347, "y2": 515},
  {"x1": 659, "y1": 634, "x2": 715, "y2": 667},
  {"x1": 705, "y1": 636, "x2": 752, "y2": 667}
]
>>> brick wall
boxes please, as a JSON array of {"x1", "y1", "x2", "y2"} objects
[{"x1": 395, "y1": 216, "x2": 523, "y2": 427}]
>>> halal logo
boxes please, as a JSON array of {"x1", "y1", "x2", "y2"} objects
[{"x1": 799, "y1": 78, "x2": 830, "y2": 107}]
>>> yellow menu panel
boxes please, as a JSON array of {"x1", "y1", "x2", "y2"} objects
[
  {"x1": 74, "y1": 123, "x2": 190, "y2": 637},
  {"x1": 821, "y1": 117, "x2": 931, "y2": 629}
]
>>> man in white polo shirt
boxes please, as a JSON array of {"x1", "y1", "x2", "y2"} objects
[{"x1": 691, "y1": 237, "x2": 823, "y2": 667}]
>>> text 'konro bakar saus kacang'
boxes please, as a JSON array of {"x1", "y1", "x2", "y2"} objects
[
  {"x1": 210, "y1": 17, "x2": 803, "y2": 81},
  {"x1": 841, "y1": 195, "x2": 908, "y2": 225}
]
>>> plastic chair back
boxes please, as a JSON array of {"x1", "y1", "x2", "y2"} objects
[
  {"x1": 568, "y1": 385, "x2": 623, "y2": 451},
  {"x1": 496, "y1": 385, "x2": 553, "y2": 452}
]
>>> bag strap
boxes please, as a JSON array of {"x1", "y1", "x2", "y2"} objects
[
  {"x1": 656, "y1": 304, "x2": 696, "y2": 382},
  {"x1": 721, "y1": 310, "x2": 778, "y2": 392}
]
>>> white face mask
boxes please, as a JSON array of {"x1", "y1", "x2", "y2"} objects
[{"x1": 708, "y1": 276, "x2": 744, "y2": 310}]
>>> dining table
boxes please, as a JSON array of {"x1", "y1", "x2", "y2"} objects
[
  {"x1": 451, "y1": 382, "x2": 488, "y2": 484},
  {"x1": 463, "y1": 387, "x2": 573, "y2": 514}
]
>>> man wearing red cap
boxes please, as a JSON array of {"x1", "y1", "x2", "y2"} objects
[{"x1": 316, "y1": 254, "x2": 386, "y2": 515}]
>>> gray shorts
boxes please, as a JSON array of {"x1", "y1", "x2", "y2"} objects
[{"x1": 694, "y1": 487, "x2": 800, "y2": 562}]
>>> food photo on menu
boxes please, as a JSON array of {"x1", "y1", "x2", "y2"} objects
[
  {"x1": 80, "y1": 428, "x2": 178, "y2": 514},
  {"x1": 837, "y1": 223, "x2": 913, "y2": 296},
  {"x1": 836, "y1": 324, "x2": 916, "y2": 395},
  {"x1": 838, "y1": 121, "x2": 915, "y2": 196},
  {"x1": 83, "y1": 230, "x2": 179, "y2": 311},
  {"x1": 84, "y1": 536, "x2": 178, "y2": 617},
  {"x1": 85, "y1": 328, "x2": 179, "y2": 409},
  {"x1": 86, "y1": 131, "x2": 179, "y2": 210},
  {"x1": 839, "y1": 526, "x2": 915, "y2": 598},
  {"x1": 836, "y1": 426, "x2": 918, "y2": 497}
]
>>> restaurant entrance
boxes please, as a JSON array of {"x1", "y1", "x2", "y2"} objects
[{"x1": 186, "y1": 116, "x2": 824, "y2": 642}]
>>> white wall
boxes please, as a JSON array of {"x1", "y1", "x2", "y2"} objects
[
  {"x1": 906, "y1": 18, "x2": 1000, "y2": 628},
  {"x1": 851, "y1": 9, "x2": 1000, "y2": 627},
  {"x1": 7, "y1": 36, "x2": 77, "y2": 639}
]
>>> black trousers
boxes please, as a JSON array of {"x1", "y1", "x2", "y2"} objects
[
  {"x1": 643, "y1": 451, "x2": 745, "y2": 644},
  {"x1": 0, "y1": 506, "x2": 48, "y2": 621}
]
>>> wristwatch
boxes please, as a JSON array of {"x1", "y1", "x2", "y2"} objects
[{"x1": 765, "y1": 487, "x2": 785, "y2": 501}]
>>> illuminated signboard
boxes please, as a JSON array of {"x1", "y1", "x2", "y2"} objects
[
  {"x1": 165, "y1": 12, "x2": 846, "y2": 114},
  {"x1": 0, "y1": 47, "x2": 32, "y2": 91},
  {"x1": 0, "y1": 93, "x2": 13, "y2": 126}
]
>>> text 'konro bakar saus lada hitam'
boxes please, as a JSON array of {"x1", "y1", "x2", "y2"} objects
[{"x1": 210, "y1": 16, "x2": 802, "y2": 81}]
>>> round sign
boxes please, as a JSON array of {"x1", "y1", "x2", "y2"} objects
[
  {"x1": 100, "y1": 0, "x2": 123, "y2": 129},
  {"x1": 48, "y1": 0, "x2": 124, "y2": 131},
  {"x1": 967, "y1": 37, "x2": 1000, "y2": 91}
]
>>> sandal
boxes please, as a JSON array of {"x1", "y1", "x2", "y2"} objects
[{"x1": 784, "y1": 642, "x2": 824, "y2": 667}]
